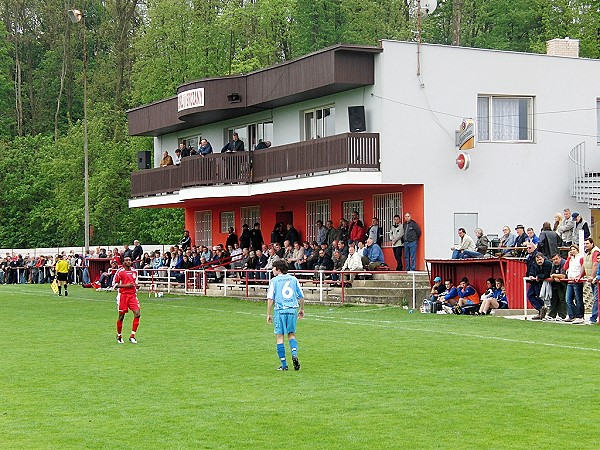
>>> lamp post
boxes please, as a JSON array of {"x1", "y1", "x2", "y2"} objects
[{"x1": 68, "y1": 9, "x2": 89, "y2": 253}]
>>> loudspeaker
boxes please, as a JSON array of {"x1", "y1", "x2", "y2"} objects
[
  {"x1": 348, "y1": 106, "x2": 366, "y2": 132},
  {"x1": 137, "y1": 151, "x2": 151, "y2": 170}
]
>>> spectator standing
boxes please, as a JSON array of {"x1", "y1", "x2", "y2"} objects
[
  {"x1": 239, "y1": 224, "x2": 251, "y2": 250},
  {"x1": 572, "y1": 212, "x2": 590, "y2": 247},
  {"x1": 178, "y1": 142, "x2": 190, "y2": 158},
  {"x1": 132, "y1": 240, "x2": 143, "y2": 268},
  {"x1": 548, "y1": 253, "x2": 568, "y2": 321},
  {"x1": 557, "y1": 208, "x2": 574, "y2": 246},
  {"x1": 270, "y1": 222, "x2": 285, "y2": 246},
  {"x1": 284, "y1": 223, "x2": 300, "y2": 246},
  {"x1": 527, "y1": 251, "x2": 552, "y2": 320},
  {"x1": 226, "y1": 227, "x2": 239, "y2": 248},
  {"x1": 583, "y1": 238, "x2": 599, "y2": 324},
  {"x1": 173, "y1": 148, "x2": 182, "y2": 165},
  {"x1": 221, "y1": 132, "x2": 244, "y2": 152},
  {"x1": 389, "y1": 214, "x2": 404, "y2": 271},
  {"x1": 538, "y1": 222, "x2": 561, "y2": 259},
  {"x1": 198, "y1": 139, "x2": 213, "y2": 156},
  {"x1": 250, "y1": 222, "x2": 265, "y2": 251},
  {"x1": 349, "y1": 219, "x2": 366, "y2": 244},
  {"x1": 564, "y1": 245, "x2": 585, "y2": 323},
  {"x1": 403, "y1": 212, "x2": 421, "y2": 271},
  {"x1": 315, "y1": 220, "x2": 328, "y2": 246},
  {"x1": 368, "y1": 217, "x2": 384, "y2": 247},
  {"x1": 179, "y1": 230, "x2": 192, "y2": 252}
]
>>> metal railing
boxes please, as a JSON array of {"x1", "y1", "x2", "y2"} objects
[{"x1": 131, "y1": 133, "x2": 380, "y2": 198}]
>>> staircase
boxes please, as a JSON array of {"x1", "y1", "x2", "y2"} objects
[{"x1": 569, "y1": 141, "x2": 600, "y2": 208}]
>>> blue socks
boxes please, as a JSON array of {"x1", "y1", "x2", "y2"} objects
[
  {"x1": 289, "y1": 339, "x2": 298, "y2": 357},
  {"x1": 277, "y1": 343, "x2": 287, "y2": 368}
]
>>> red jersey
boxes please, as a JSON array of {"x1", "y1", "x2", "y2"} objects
[{"x1": 113, "y1": 268, "x2": 138, "y2": 294}]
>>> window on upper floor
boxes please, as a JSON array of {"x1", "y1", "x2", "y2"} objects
[
  {"x1": 477, "y1": 95, "x2": 533, "y2": 142},
  {"x1": 304, "y1": 105, "x2": 335, "y2": 140},
  {"x1": 226, "y1": 120, "x2": 273, "y2": 151},
  {"x1": 180, "y1": 135, "x2": 202, "y2": 153}
]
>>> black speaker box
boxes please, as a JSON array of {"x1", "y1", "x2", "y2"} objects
[
  {"x1": 138, "y1": 151, "x2": 151, "y2": 169},
  {"x1": 348, "y1": 106, "x2": 366, "y2": 132}
]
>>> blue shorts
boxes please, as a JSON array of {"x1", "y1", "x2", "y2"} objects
[{"x1": 273, "y1": 309, "x2": 298, "y2": 335}]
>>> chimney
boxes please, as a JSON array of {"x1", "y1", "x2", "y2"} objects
[{"x1": 546, "y1": 37, "x2": 580, "y2": 57}]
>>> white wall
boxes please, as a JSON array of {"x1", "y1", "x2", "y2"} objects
[{"x1": 373, "y1": 40, "x2": 600, "y2": 259}]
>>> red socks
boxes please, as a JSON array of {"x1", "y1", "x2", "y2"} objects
[{"x1": 132, "y1": 316, "x2": 140, "y2": 333}]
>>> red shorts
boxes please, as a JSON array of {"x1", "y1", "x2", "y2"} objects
[{"x1": 117, "y1": 293, "x2": 140, "y2": 313}]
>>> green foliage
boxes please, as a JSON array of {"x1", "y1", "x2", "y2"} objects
[
  {"x1": 3, "y1": 288, "x2": 600, "y2": 448},
  {"x1": 0, "y1": 0, "x2": 598, "y2": 247}
]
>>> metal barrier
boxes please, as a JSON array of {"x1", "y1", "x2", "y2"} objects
[{"x1": 165, "y1": 268, "x2": 421, "y2": 306}]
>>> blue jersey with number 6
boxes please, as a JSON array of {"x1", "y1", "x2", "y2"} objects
[{"x1": 267, "y1": 273, "x2": 304, "y2": 311}]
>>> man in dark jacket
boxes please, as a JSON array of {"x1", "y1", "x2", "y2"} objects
[
  {"x1": 249, "y1": 223, "x2": 264, "y2": 251},
  {"x1": 526, "y1": 245, "x2": 552, "y2": 320},
  {"x1": 403, "y1": 212, "x2": 421, "y2": 271},
  {"x1": 239, "y1": 224, "x2": 252, "y2": 250},
  {"x1": 538, "y1": 222, "x2": 561, "y2": 259}
]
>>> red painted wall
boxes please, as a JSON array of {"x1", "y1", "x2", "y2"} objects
[{"x1": 183, "y1": 184, "x2": 426, "y2": 269}]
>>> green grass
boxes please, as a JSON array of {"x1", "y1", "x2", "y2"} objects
[{"x1": 1, "y1": 284, "x2": 600, "y2": 449}]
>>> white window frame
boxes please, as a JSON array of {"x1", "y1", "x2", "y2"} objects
[
  {"x1": 240, "y1": 206, "x2": 261, "y2": 229},
  {"x1": 194, "y1": 210, "x2": 212, "y2": 248},
  {"x1": 306, "y1": 200, "x2": 331, "y2": 243},
  {"x1": 180, "y1": 135, "x2": 200, "y2": 153},
  {"x1": 221, "y1": 211, "x2": 235, "y2": 233},
  {"x1": 303, "y1": 105, "x2": 335, "y2": 140},
  {"x1": 477, "y1": 95, "x2": 534, "y2": 143},
  {"x1": 373, "y1": 193, "x2": 403, "y2": 247},
  {"x1": 226, "y1": 120, "x2": 274, "y2": 150}
]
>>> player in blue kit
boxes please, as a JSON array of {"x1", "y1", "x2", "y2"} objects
[{"x1": 266, "y1": 259, "x2": 305, "y2": 371}]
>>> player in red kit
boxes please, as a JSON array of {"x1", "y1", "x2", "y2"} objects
[{"x1": 113, "y1": 256, "x2": 141, "y2": 344}]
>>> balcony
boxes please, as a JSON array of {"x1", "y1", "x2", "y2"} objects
[{"x1": 131, "y1": 133, "x2": 380, "y2": 198}]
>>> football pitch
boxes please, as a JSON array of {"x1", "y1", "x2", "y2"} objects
[{"x1": 2, "y1": 285, "x2": 600, "y2": 449}]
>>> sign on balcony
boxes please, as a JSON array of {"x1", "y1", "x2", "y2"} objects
[{"x1": 178, "y1": 88, "x2": 205, "y2": 112}]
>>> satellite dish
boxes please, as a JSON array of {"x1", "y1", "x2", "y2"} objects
[{"x1": 420, "y1": 0, "x2": 437, "y2": 15}]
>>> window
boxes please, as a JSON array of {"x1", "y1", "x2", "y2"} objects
[
  {"x1": 180, "y1": 136, "x2": 200, "y2": 153},
  {"x1": 226, "y1": 120, "x2": 273, "y2": 150},
  {"x1": 306, "y1": 200, "x2": 331, "y2": 242},
  {"x1": 373, "y1": 193, "x2": 402, "y2": 247},
  {"x1": 453, "y1": 213, "x2": 478, "y2": 245},
  {"x1": 343, "y1": 200, "x2": 364, "y2": 222},
  {"x1": 596, "y1": 99, "x2": 600, "y2": 144},
  {"x1": 477, "y1": 95, "x2": 533, "y2": 142},
  {"x1": 194, "y1": 210, "x2": 212, "y2": 248},
  {"x1": 240, "y1": 206, "x2": 260, "y2": 229},
  {"x1": 304, "y1": 105, "x2": 335, "y2": 140},
  {"x1": 221, "y1": 211, "x2": 234, "y2": 233}
]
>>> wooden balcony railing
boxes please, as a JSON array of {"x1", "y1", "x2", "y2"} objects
[{"x1": 131, "y1": 132, "x2": 379, "y2": 198}]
